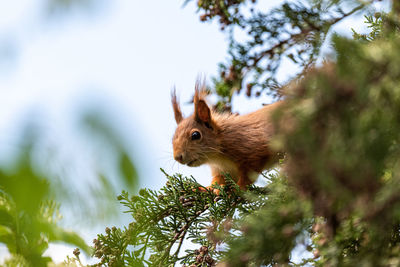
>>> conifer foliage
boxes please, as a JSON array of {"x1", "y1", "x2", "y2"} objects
[{"x1": 93, "y1": 170, "x2": 272, "y2": 266}]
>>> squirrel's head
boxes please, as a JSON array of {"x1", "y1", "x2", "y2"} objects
[{"x1": 171, "y1": 82, "x2": 220, "y2": 167}]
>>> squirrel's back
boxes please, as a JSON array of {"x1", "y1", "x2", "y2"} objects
[{"x1": 210, "y1": 101, "x2": 283, "y2": 175}]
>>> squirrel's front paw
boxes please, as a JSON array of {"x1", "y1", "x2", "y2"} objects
[
  {"x1": 195, "y1": 185, "x2": 220, "y2": 195},
  {"x1": 206, "y1": 186, "x2": 220, "y2": 195}
]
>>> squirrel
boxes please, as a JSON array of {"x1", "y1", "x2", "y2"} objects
[{"x1": 171, "y1": 81, "x2": 283, "y2": 191}]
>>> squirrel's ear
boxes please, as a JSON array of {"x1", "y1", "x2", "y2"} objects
[
  {"x1": 171, "y1": 88, "x2": 183, "y2": 124},
  {"x1": 195, "y1": 100, "x2": 211, "y2": 124},
  {"x1": 193, "y1": 79, "x2": 212, "y2": 124}
]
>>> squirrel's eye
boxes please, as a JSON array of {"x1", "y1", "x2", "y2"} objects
[{"x1": 191, "y1": 131, "x2": 201, "y2": 140}]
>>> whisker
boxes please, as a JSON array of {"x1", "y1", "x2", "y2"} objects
[
  {"x1": 172, "y1": 160, "x2": 177, "y2": 171},
  {"x1": 160, "y1": 150, "x2": 173, "y2": 156}
]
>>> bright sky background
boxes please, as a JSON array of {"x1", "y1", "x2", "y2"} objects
[{"x1": 0, "y1": 0, "x2": 391, "y2": 264}]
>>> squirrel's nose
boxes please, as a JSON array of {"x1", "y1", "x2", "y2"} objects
[{"x1": 174, "y1": 153, "x2": 184, "y2": 163}]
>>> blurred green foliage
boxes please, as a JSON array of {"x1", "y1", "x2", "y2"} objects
[
  {"x1": 0, "y1": 111, "x2": 138, "y2": 265},
  {"x1": 45, "y1": 0, "x2": 101, "y2": 16},
  {"x1": 81, "y1": 111, "x2": 138, "y2": 194},
  {"x1": 0, "y1": 139, "x2": 89, "y2": 266}
]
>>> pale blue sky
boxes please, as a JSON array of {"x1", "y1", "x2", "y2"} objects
[{"x1": 0, "y1": 0, "x2": 391, "y2": 263}]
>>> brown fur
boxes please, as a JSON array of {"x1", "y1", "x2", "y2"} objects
[{"x1": 171, "y1": 81, "x2": 283, "y2": 190}]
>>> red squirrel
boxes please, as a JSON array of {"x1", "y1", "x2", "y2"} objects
[{"x1": 171, "y1": 81, "x2": 283, "y2": 190}]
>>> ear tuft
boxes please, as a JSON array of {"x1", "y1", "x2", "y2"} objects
[
  {"x1": 171, "y1": 88, "x2": 183, "y2": 124},
  {"x1": 194, "y1": 78, "x2": 207, "y2": 105}
]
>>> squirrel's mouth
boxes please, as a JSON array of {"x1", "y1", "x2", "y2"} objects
[{"x1": 187, "y1": 159, "x2": 200, "y2": 167}]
